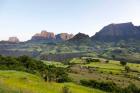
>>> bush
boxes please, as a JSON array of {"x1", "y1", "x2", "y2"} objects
[
  {"x1": 62, "y1": 86, "x2": 71, "y2": 93},
  {"x1": 120, "y1": 61, "x2": 127, "y2": 66},
  {"x1": 80, "y1": 79, "x2": 118, "y2": 92},
  {"x1": 80, "y1": 79, "x2": 140, "y2": 93},
  {"x1": 125, "y1": 66, "x2": 131, "y2": 73},
  {"x1": 85, "y1": 58, "x2": 100, "y2": 63},
  {"x1": 105, "y1": 60, "x2": 109, "y2": 63}
]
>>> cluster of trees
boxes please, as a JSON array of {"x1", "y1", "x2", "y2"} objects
[
  {"x1": 0, "y1": 55, "x2": 70, "y2": 83},
  {"x1": 84, "y1": 58, "x2": 100, "y2": 63},
  {"x1": 80, "y1": 79, "x2": 140, "y2": 93}
]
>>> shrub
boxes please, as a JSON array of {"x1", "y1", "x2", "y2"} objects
[
  {"x1": 105, "y1": 60, "x2": 109, "y2": 63},
  {"x1": 125, "y1": 66, "x2": 131, "y2": 73},
  {"x1": 120, "y1": 61, "x2": 127, "y2": 66},
  {"x1": 80, "y1": 79, "x2": 140, "y2": 93},
  {"x1": 62, "y1": 86, "x2": 71, "y2": 93}
]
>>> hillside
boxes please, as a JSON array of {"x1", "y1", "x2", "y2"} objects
[
  {"x1": 0, "y1": 22, "x2": 140, "y2": 63},
  {"x1": 0, "y1": 70, "x2": 105, "y2": 93},
  {"x1": 91, "y1": 22, "x2": 140, "y2": 42}
]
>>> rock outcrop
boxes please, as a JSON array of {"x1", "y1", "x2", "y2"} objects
[
  {"x1": 8, "y1": 37, "x2": 20, "y2": 43},
  {"x1": 31, "y1": 30, "x2": 55, "y2": 41},
  {"x1": 56, "y1": 33, "x2": 74, "y2": 41},
  {"x1": 31, "y1": 30, "x2": 73, "y2": 42}
]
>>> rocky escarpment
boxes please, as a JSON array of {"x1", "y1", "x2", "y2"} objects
[
  {"x1": 31, "y1": 30, "x2": 55, "y2": 41},
  {"x1": 8, "y1": 37, "x2": 20, "y2": 43},
  {"x1": 56, "y1": 33, "x2": 74, "y2": 41},
  {"x1": 92, "y1": 22, "x2": 140, "y2": 42},
  {"x1": 31, "y1": 30, "x2": 73, "y2": 42}
]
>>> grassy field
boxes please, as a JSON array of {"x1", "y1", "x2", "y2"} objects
[
  {"x1": 0, "y1": 70, "x2": 105, "y2": 93},
  {"x1": 68, "y1": 58, "x2": 140, "y2": 88},
  {"x1": 70, "y1": 58, "x2": 85, "y2": 64},
  {"x1": 43, "y1": 60, "x2": 68, "y2": 68},
  {"x1": 83, "y1": 60, "x2": 140, "y2": 74}
]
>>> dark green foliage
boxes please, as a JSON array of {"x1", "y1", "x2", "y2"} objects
[
  {"x1": 80, "y1": 79, "x2": 118, "y2": 92},
  {"x1": 105, "y1": 60, "x2": 109, "y2": 63},
  {"x1": 43, "y1": 67, "x2": 71, "y2": 83},
  {"x1": 0, "y1": 55, "x2": 70, "y2": 83},
  {"x1": 80, "y1": 79, "x2": 140, "y2": 93},
  {"x1": 85, "y1": 58, "x2": 100, "y2": 63},
  {"x1": 111, "y1": 55, "x2": 116, "y2": 59},
  {"x1": 120, "y1": 61, "x2": 127, "y2": 66},
  {"x1": 125, "y1": 66, "x2": 131, "y2": 73}
]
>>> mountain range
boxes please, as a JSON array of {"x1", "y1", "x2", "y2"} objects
[
  {"x1": 30, "y1": 30, "x2": 74, "y2": 42},
  {"x1": 0, "y1": 22, "x2": 140, "y2": 62},
  {"x1": 4, "y1": 22, "x2": 140, "y2": 43}
]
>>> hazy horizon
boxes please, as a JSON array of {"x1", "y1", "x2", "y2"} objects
[{"x1": 0, "y1": 0, "x2": 140, "y2": 41}]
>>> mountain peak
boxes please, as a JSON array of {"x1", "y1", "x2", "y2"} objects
[
  {"x1": 68, "y1": 32, "x2": 91, "y2": 45},
  {"x1": 72, "y1": 32, "x2": 89, "y2": 39},
  {"x1": 92, "y1": 22, "x2": 140, "y2": 42}
]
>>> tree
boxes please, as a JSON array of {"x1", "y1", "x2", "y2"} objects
[
  {"x1": 105, "y1": 60, "x2": 109, "y2": 63},
  {"x1": 120, "y1": 61, "x2": 127, "y2": 66},
  {"x1": 111, "y1": 55, "x2": 115, "y2": 59},
  {"x1": 125, "y1": 66, "x2": 130, "y2": 73}
]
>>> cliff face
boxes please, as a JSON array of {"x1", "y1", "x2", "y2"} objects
[
  {"x1": 92, "y1": 22, "x2": 140, "y2": 42},
  {"x1": 31, "y1": 30, "x2": 55, "y2": 41},
  {"x1": 56, "y1": 33, "x2": 74, "y2": 41},
  {"x1": 8, "y1": 37, "x2": 20, "y2": 43},
  {"x1": 31, "y1": 30, "x2": 73, "y2": 42}
]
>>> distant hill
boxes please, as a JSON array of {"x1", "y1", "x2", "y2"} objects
[
  {"x1": 67, "y1": 33, "x2": 91, "y2": 45},
  {"x1": 91, "y1": 22, "x2": 140, "y2": 42},
  {"x1": 0, "y1": 22, "x2": 140, "y2": 62}
]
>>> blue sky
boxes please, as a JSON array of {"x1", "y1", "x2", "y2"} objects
[{"x1": 0, "y1": 0, "x2": 140, "y2": 41}]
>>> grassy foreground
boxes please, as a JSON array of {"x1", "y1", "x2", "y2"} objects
[{"x1": 0, "y1": 70, "x2": 105, "y2": 93}]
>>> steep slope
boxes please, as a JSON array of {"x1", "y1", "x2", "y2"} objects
[
  {"x1": 31, "y1": 30, "x2": 55, "y2": 42},
  {"x1": 30, "y1": 31, "x2": 74, "y2": 43},
  {"x1": 56, "y1": 33, "x2": 74, "y2": 41},
  {"x1": 68, "y1": 33, "x2": 91, "y2": 45},
  {"x1": 92, "y1": 22, "x2": 140, "y2": 42}
]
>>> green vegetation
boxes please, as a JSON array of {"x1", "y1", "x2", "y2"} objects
[
  {"x1": 80, "y1": 79, "x2": 140, "y2": 93},
  {"x1": 43, "y1": 60, "x2": 68, "y2": 68},
  {"x1": 0, "y1": 55, "x2": 70, "y2": 83},
  {"x1": 83, "y1": 60, "x2": 124, "y2": 74},
  {"x1": 0, "y1": 54, "x2": 140, "y2": 93},
  {"x1": 83, "y1": 60, "x2": 140, "y2": 74},
  {"x1": 0, "y1": 70, "x2": 105, "y2": 93},
  {"x1": 68, "y1": 57, "x2": 140, "y2": 92},
  {"x1": 120, "y1": 61, "x2": 127, "y2": 66},
  {"x1": 69, "y1": 58, "x2": 85, "y2": 64}
]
